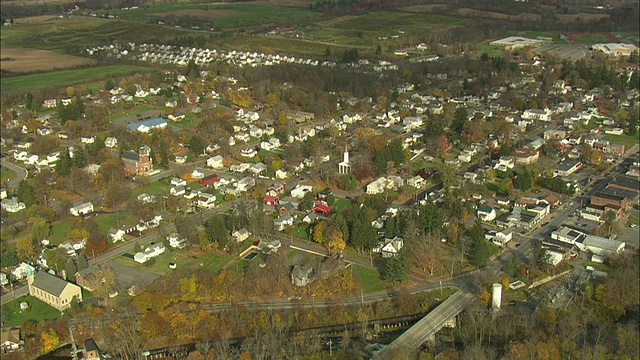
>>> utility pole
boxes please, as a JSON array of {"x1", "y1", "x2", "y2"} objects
[
  {"x1": 68, "y1": 325, "x2": 79, "y2": 360},
  {"x1": 328, "y1": 338, "x2": 332, "y2": 357}
]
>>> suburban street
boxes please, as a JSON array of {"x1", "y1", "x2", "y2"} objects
[{"x1": 0, "y1": 157, "x2": 28, "y2": 190}]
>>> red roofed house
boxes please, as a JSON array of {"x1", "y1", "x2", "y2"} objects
[
  {"x1": 264, "y1": 195, "x2": 279, "y2": 206},
  {"x1": 266, "y1": 183, "x2": 286, "y2": 197},
  {"x1": 313, "y1": 203, "x2": 331, "y2": 216},
  {"x1": 200, "y1": 174, "x2": 219, "y2": 187}
]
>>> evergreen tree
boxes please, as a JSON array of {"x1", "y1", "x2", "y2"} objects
[
  {"x1": 17, "y1": 180, "x2": 36, "y2": 208},
  {"x1": 383, "y1": 249, "x2": 411, "y2": 283},
  {"x1": 57, "y1": 149, "x2": 72, "y2": 176},
  {"x1": 65, "y1": 258, "x2": 77, "y2": 281},
  {"x1": 452, "y1": 107, "x2": 468, "y2": 133},
  {"x1": 76, "y1": 254, "x2": 88, "y2": 271},
  {"x1": 25, "y1": 92, "x2": 33, "y2": 110},
  {"x1": 467, "y1": 224, "x2": 492, "y2": 268}
]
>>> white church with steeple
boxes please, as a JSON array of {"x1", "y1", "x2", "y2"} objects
[{"x1": 338, "y1": 147, "x2": 352, "y2": 175}]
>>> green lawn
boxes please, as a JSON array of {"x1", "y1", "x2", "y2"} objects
[
  {"x1": 352, "y1": 265, "x2": 387, "y2": 293},
  {"x1": 131, "y1": 181, "x2": 171, "y2": 197},
  {"x1": 332, "y1": 199, "x2": 352, "y2": 213},
  {"x1": 1, "y1": 65, "x2": 154, "y2": 93},
  {"x1": 602, "y1": 133, "x2": 640, "y2": 148},
  {"x1": 115, "y1": 248, "x2": 233, "y2": 275},
  {"x1": 1, "y1": 166, "x2": 17, "y2": 184},
  {"x1": 292, "y1": 224, "x2": 310, "y2": 239},
  {"x1": 48, "y1": 218, "x2": 71, "y2": 245},
  {"x1": 1, "y1": 295, "x2": 61, "y2": 327}
]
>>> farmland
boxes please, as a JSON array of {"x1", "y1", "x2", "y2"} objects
[
  {"x1": 0, "y1": 47, "x2": 91, "y2": 73},
  {"x1": 1, "y1": 64, "x2": 154, "y2": 92}
]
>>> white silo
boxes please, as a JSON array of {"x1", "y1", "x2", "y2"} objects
[{"x1": 491, "y1": 283, "x2": 502, "y2": 311}]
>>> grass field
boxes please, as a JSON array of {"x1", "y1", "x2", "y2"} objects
[
  {"x1": 1, "y1": 166, "x2": 17, "y2": 184},
  {"x1": 1, "y1": 65, "x2": 153, "y2": 92},
  {"x1": 603, "y1": 133, "x2": 640, "y2": 148},
  {"x1": 0, "y1": 47, "x2": 91, "y2": 73},
  {"x1": 113, "y1": 3, "x2": 321, "y2": 30},
  {"x1": 115, "y1": 248, "x2": 233, "y2": 275},
  {"x1": 351, "y1": 265, "x2": 387, "y2": 293},
  {"x1": 1, "y1": 295, "x2": 61, "y2": 327},
  {"x1": 332, "y1": 199, "x2": 351, "y2": 213}
]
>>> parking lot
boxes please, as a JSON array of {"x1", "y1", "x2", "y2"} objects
[{"x1": 534, "y1": 44, "x2": 591, "y2": 61}]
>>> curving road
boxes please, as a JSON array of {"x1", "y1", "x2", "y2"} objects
[{"x1": 0, "y1": 158, "x2": 28, "y2": 190}]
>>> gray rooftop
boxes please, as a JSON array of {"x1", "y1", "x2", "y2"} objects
[{"x1": 31, "y1": 271, "x2": 72, "y2": 297}]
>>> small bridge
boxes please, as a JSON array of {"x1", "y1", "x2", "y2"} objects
[{"x1": 372, "y1": 289, "x2": 476, "y2": 359}]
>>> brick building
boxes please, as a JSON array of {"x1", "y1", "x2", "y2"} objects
[{"x1": 121, "y1": 145, "x2": 152, "y2": 177}]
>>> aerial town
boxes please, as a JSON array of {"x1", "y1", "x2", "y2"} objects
[{"x1": 0, "y1": 0, "x2": 638, "y2": 359}]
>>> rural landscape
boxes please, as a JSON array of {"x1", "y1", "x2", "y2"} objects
[{"x1": 0, "y1": 0, "x2": 639, "y2": 359}]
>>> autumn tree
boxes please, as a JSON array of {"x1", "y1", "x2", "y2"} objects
[{"x1": 16, "y1": 237, "x2": 37, "y2": 262}]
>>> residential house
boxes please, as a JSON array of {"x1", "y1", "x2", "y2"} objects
[
  {"x1": 174, "y1": 155, "x2": 188, "y2": 164},
  {"x1": 191, "y1": 169, "x2": 204, "y2": 180},
  {"x1": 237, "y1": 177, "x2": 256, "y2": 192},
  {"x1": 522, "y1": 108, "x2": 551, "y2": 121},
  {"x1": 477, "y1": 206, "x2": 497, "y2": 222},
  {"x1": 386, "y1": 175, "x2": 404, "y2": 190},
  {"x1": 276, "y1": 202, "x2": 297, "y2": 217},
  {"x1": 249, "y1": 162, "x2": 267, "y2": 176},
  {"x1": 303, "y1": 212, "x2": 325, "y2": 224},
  {"x1": 291, "y1": 264, "x2": 315, "y2": 287},
  {"x1": 170, "y1": 185, "x2": 186, "y2": 196},
  {"x1": 11, "y1": 262, "x2": 35, "y2": 280},
  {"x1": 104, "y1": 137, "x2": 118, "y2": 148},
  {"x1": 514, "y1": 148, "x2": 539, "y2": 165},
  {"x1": 83, "y1": 339, "x2": 102, "y2": 360},
  {"x1": 1, "y1": 329, "x2": 23, "y2": 354},
  {"x1": 291, "y1": 184, "x2": 313, "y2": 198},
  {"x1": 134, "y1": 243, "x2": 166, "y2": 263},
  {"x1": 121, "y1": 146, "x2": 152, "y2": 177},
  {"x1": 232, "y1": 228, "x2": 251, "y2": 243},
  {"x1": 199, "y1": 174, "x2": 219, "y2": 187},
  {"x1": 274, "y1": 215, "x2": 294, "y2": 231},
  {"x1": 373, "y1": 237, "x2": 404, "y2": 258},
  {"x1": 168, "y1": 233, "x2": 187, "y2": 249},
  {"x1": 264, "y1": 195, "x2": 279, "y2": 206},
  {"x1": 136, "y1": 215, "x2": 162, "y2": 232},
  {"x1": 69, "y1": 202, "x2": 94, "y2": 217},
  {"x1": 0, "y1": 272, "x2": 7, "y2": 286},
  {"x1": 555, "y1": 160, "x2": 582, "y2": 176},
  {"x1": 28, "y1": 270, "x2": 83, "y2": 311},
  {"x1": 494, "y1": 157, "x2": 515, "y2": 172},
  {"x1": 367, "y1": 177, "x2": 387, "y2": 195},
  {"x1": 207, "y1": 155, "x2": 224, "y2": 169},
  {"x1": 313, "y1": 203, "x2": 331, "y2": 216},
  {"x1": 196, "y1": 192, "x2": 216, "y2": 209},
  {"x1": 275, "y1": 169, "x2": 289, "y2": 179},
  {"x1": 1, "y1": 198, "x2": 26, "y2": 213},
  {"x1": 485, "y1": 230, "x2": 513, "y2": 247},
  {"x1": 267, "y1": 183, "x2": 287, "y2": 197},
  {"x1": 230, "y1": 163, "x2": 251, "y2": 173},
  {"x1": 241, "y1": 148, "x2": 257, "y2": 158},
  {"x1": 544, "y1": 129, "x2": 567, "y2": 140}
]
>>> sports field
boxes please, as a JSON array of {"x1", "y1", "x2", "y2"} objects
[
  {"x1": 565, "y1": 31, "x2": 617, "y2": 43},
  {"x1": 1, "y1": 65, "x2": 153, "y2": 92}
]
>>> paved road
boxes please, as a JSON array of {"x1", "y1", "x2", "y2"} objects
[{"x1": 0, "y1": 158, "x2": 28, "y2": 190}]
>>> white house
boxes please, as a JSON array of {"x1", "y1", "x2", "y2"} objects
[
  {"x1": 241, "y1": 148, "x2": 257, "y2": 158},
  {"x1": 134, "y1": 243, "x2": 166, "y2": 263},
  {"x1": 237, "y1": 177, "x2": 256, "y2": 192},
  {"x1": 170, "y1": 178, "x2": 186, "y2": 187},
  {"x1": 274, "y1": 215, "x2": 294, "y2": 231},
  {"x1": 174, "y1": 155, "x2": 188, "y2": 164},
  {"x1": 168, "y1": 233, "x2": 187, "y2": 249},
  {"x1": 522, "y1": 109, "x2": 551, "y2": 121},
  {"x1": 494, "y1": 157, "x2": 515, "y2": 171},
  {"x1": 291, "y1": 184, "x2": 313, "y2": 198},
  {"x1": 1, "y1": 198, "x2": 26, "y2": 213},
  {"x1": 207, "y1": 155, "x2": 224, "y2": 169},
  {"x1": 275, "y1": 169, "x2": 289, "y2": 179},
  {"x1": 11, "y1": 262, "x2": 35, "y2": 280},
  {"x1": 104, "y1": 137, "x2": 118, "y2": 148},
  {"x1": 373, "y1": 237, "x2": 404, "y2": 258},
  {"x1": 407, "y1": 175, "x2": 426, "y2": 188},
  {"x1": 367, "y1": 177, "x2": 387, "y2": 195},
  {"x1": 485, "y1": 230, "x2": 512, "y2": 247},
  {"x1": 477, "y1": 206, "x2": 497, "y2": 222},
  {"x1": 191, "y1": 169, "x2": 204, "y2": 180},
  {"x1": 249, "y1": 162, "x2": 267, "y2": 175},
  {"x1": 232, "y1": 228, "x2": 251, "y2": 243},
  {"x1": 196, "y1": 192, "x2": 216, "y2": 209},
  {"x1": 69, "y1": 202, "x2": 94, "y2": 217}
]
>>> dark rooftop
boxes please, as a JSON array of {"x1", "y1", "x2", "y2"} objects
[{"x1": 31, "y1": 271, "x2": 71, "y2": 297}]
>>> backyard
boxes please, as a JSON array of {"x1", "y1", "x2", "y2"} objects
[{"x1": 1, "y1": 295, "x2": 61, "y2": 327}]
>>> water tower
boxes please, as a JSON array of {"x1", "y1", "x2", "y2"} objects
[{"x1": 491, "y1": 283, "x2": 502, "y2": 311}]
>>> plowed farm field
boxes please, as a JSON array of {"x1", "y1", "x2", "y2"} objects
[{"x1": 0, "y1": 47, "x2": 90, "y2": 73}]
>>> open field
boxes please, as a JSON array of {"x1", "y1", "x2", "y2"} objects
[
  {"x1": 114, "y1": 247, "x2": 234, "y2": 275},
  {"x1": 13, "y1": 14, "x2": 58, "y2": 23},
  {"x1": 1, "y1": 295, "x2": 61, "y2": 327},
  {"x1": 351, "y1": 265, "x2": 387, "y2": 293},
  {"x1": 556, "y1": 13, "x2": 610, "y2": 22},
  {"x1": 1, "y1": 47, "x2": 91, "y2": 73},
  {"x1": 1, "y1": 65, "x2": 153, "y2": 92},
  {"x1": 114, "y1": 3, "x2": 320, "y2": 29},
  {"x1": 603, "y1": 133, "x2": 640, "y2": 148}
]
